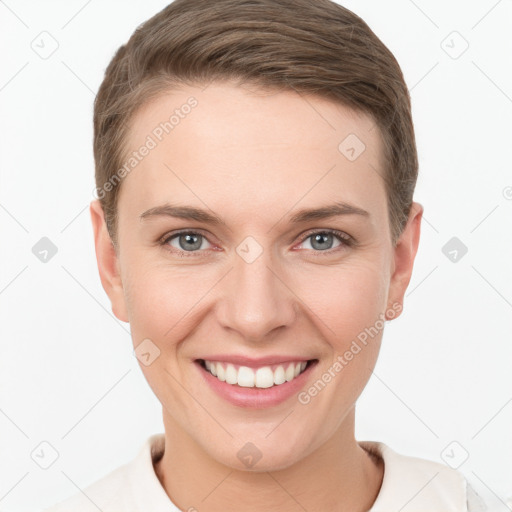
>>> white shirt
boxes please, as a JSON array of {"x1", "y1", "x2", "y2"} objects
[{"x1": 43, "y1": 433, "x2": 487, "y2": 512}]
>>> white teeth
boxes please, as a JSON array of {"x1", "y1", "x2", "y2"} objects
[
  {"x1": 285, "y1": 363, "x2": 295, "y2": 382},
  {"x1": 216, "y1": 363, "x2": 226, "y2": 382},
  {"x1": 203, "y1": 360, "x2": 309, "y2": 388},
  {"x1": 238, "y1": 366, "x2": 255, "y2": 387},
  {"x1": 225, "y1": 364, "x2": 237, "y2": 385},
  {"x1": 255, "y1": 367, "x2": 274, "y2": 388},
  {"x1": 273, "y1": 365, "x2": 286, "y2": 385}
]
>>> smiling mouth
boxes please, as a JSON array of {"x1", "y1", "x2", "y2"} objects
[{"x1": 196, "y1": 358, "x2": 318, "y2": 389}]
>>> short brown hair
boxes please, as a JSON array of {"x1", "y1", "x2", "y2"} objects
[{"x1": 93, "y1": 0, "x2": 418, "y2": 247}]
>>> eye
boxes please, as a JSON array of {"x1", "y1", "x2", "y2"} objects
[
  {"x1": 159, "y1": 228, "x2": 354, "y2": 258},
  {"x1": 161, "y1": 230, "x2": 213, "y2": 256},
  {"x1": 296, "y1": 229, "x2": 353, "y2": 253}
]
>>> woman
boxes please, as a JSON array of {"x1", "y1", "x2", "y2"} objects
[{"x1": 45, "y1": 0, "x2": 486, "y2": 510}]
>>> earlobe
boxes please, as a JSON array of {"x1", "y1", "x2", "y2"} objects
[
  {"x1": 386, "y1": 202, "x2": 423, "y2": 320},
  {"x1": 89, "y1": 200, "x2": 129, "y2": 323}
]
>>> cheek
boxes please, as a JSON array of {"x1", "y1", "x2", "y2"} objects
[
  {"x1": 122, "y1": 260, "x2": 210, "y2": 346},
  {"x1": 123, "y1": 251, "x2": 390, "y2": 342},
  {"x1": 122, "y1": 263, "x2": 201, "y2": 406},
  {"x1": 298, "y1": 259, "x2": 389, "y2": 342},
  {"x1": 121, "y1": 222, "x2": 392, "y2": 331},
  {"x1": 297, "y1": 265, "x2": 388, "y2": 414}
]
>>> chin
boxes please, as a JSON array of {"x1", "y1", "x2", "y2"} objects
[{"x1": 206, "y1": 435, "x2": 312, "y2": 473}]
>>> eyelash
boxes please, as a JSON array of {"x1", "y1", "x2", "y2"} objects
[{"x1": 158, "y1": 228, "x2": 355, "y2": 258}]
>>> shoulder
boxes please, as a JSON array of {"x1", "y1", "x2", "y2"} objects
[
  {"x1": 359, "y1": 440, "x2": 487, "y2": 512},
  {"x1": 43, "y1": 433, "x2": 176, "y2": 512},
  {"x1": 42, "y1": 460, "x2": 132, "y2": 512}
]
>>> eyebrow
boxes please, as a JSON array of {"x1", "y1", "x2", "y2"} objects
[{"x1": 139, "y1": 201, "x2": 370, "y2": 225}]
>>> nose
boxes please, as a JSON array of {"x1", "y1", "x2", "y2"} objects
[{"x1": 216, "y1": 244, "x2": 297, "y2": 343}]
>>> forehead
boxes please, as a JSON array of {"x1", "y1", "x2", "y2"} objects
[{"x1": 118, "y1": 82, "x2": 387, "y2": 225}]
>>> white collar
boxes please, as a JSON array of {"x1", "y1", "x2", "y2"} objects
[
  {"x1": 129, "y1": 434, "x2": 468, "y2": 511},
  {"x1": 359, "y1": 440, "x2": 467, "y2": 511}
]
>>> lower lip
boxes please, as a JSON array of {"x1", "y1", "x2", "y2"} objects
[{"x1": 194, "y1": 359, "x2": 318, "y2": 409}]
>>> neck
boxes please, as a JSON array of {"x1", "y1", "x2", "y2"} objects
[{"x1": 154, "y1": 407, "x2": 384, "y2": 512}]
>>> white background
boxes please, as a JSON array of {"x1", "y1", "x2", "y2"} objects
[{"x1": 0, "y1": 1, "x2": 511, "y2": 511}]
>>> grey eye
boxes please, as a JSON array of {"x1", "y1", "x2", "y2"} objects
[
  {"x1": 303, "y1": 232, "x2": 341, "y2": 251},
  {"x1": 168, "y1": 232, "x2": 211, "y2": 252}
]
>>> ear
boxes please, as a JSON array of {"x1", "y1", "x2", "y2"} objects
[
  {"x1": 90, "y1": 200, "x2": 129, "y2": 322},
  {"x1": 386, "y1": 201, "x2": 423, "y2": 320}
]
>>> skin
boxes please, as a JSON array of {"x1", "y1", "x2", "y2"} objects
[{"x1": 91, "y1": 80, "x2": 422, "y2": 512}]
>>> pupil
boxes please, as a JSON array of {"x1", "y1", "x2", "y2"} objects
[
  {"x1": 312, "y1": 233, "x2": 333, "y2": 250},
  {"x1": 181, "y1": 233, "x2": 201, "y2": 251}
]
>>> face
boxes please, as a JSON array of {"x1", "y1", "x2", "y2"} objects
[{"x1": 91, "y1": 81, "x2": 422, "y2": 471}]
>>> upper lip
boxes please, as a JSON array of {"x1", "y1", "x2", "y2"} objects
[{"x1": 196, "y1": 355, "x2": 315, "y2": 368}]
